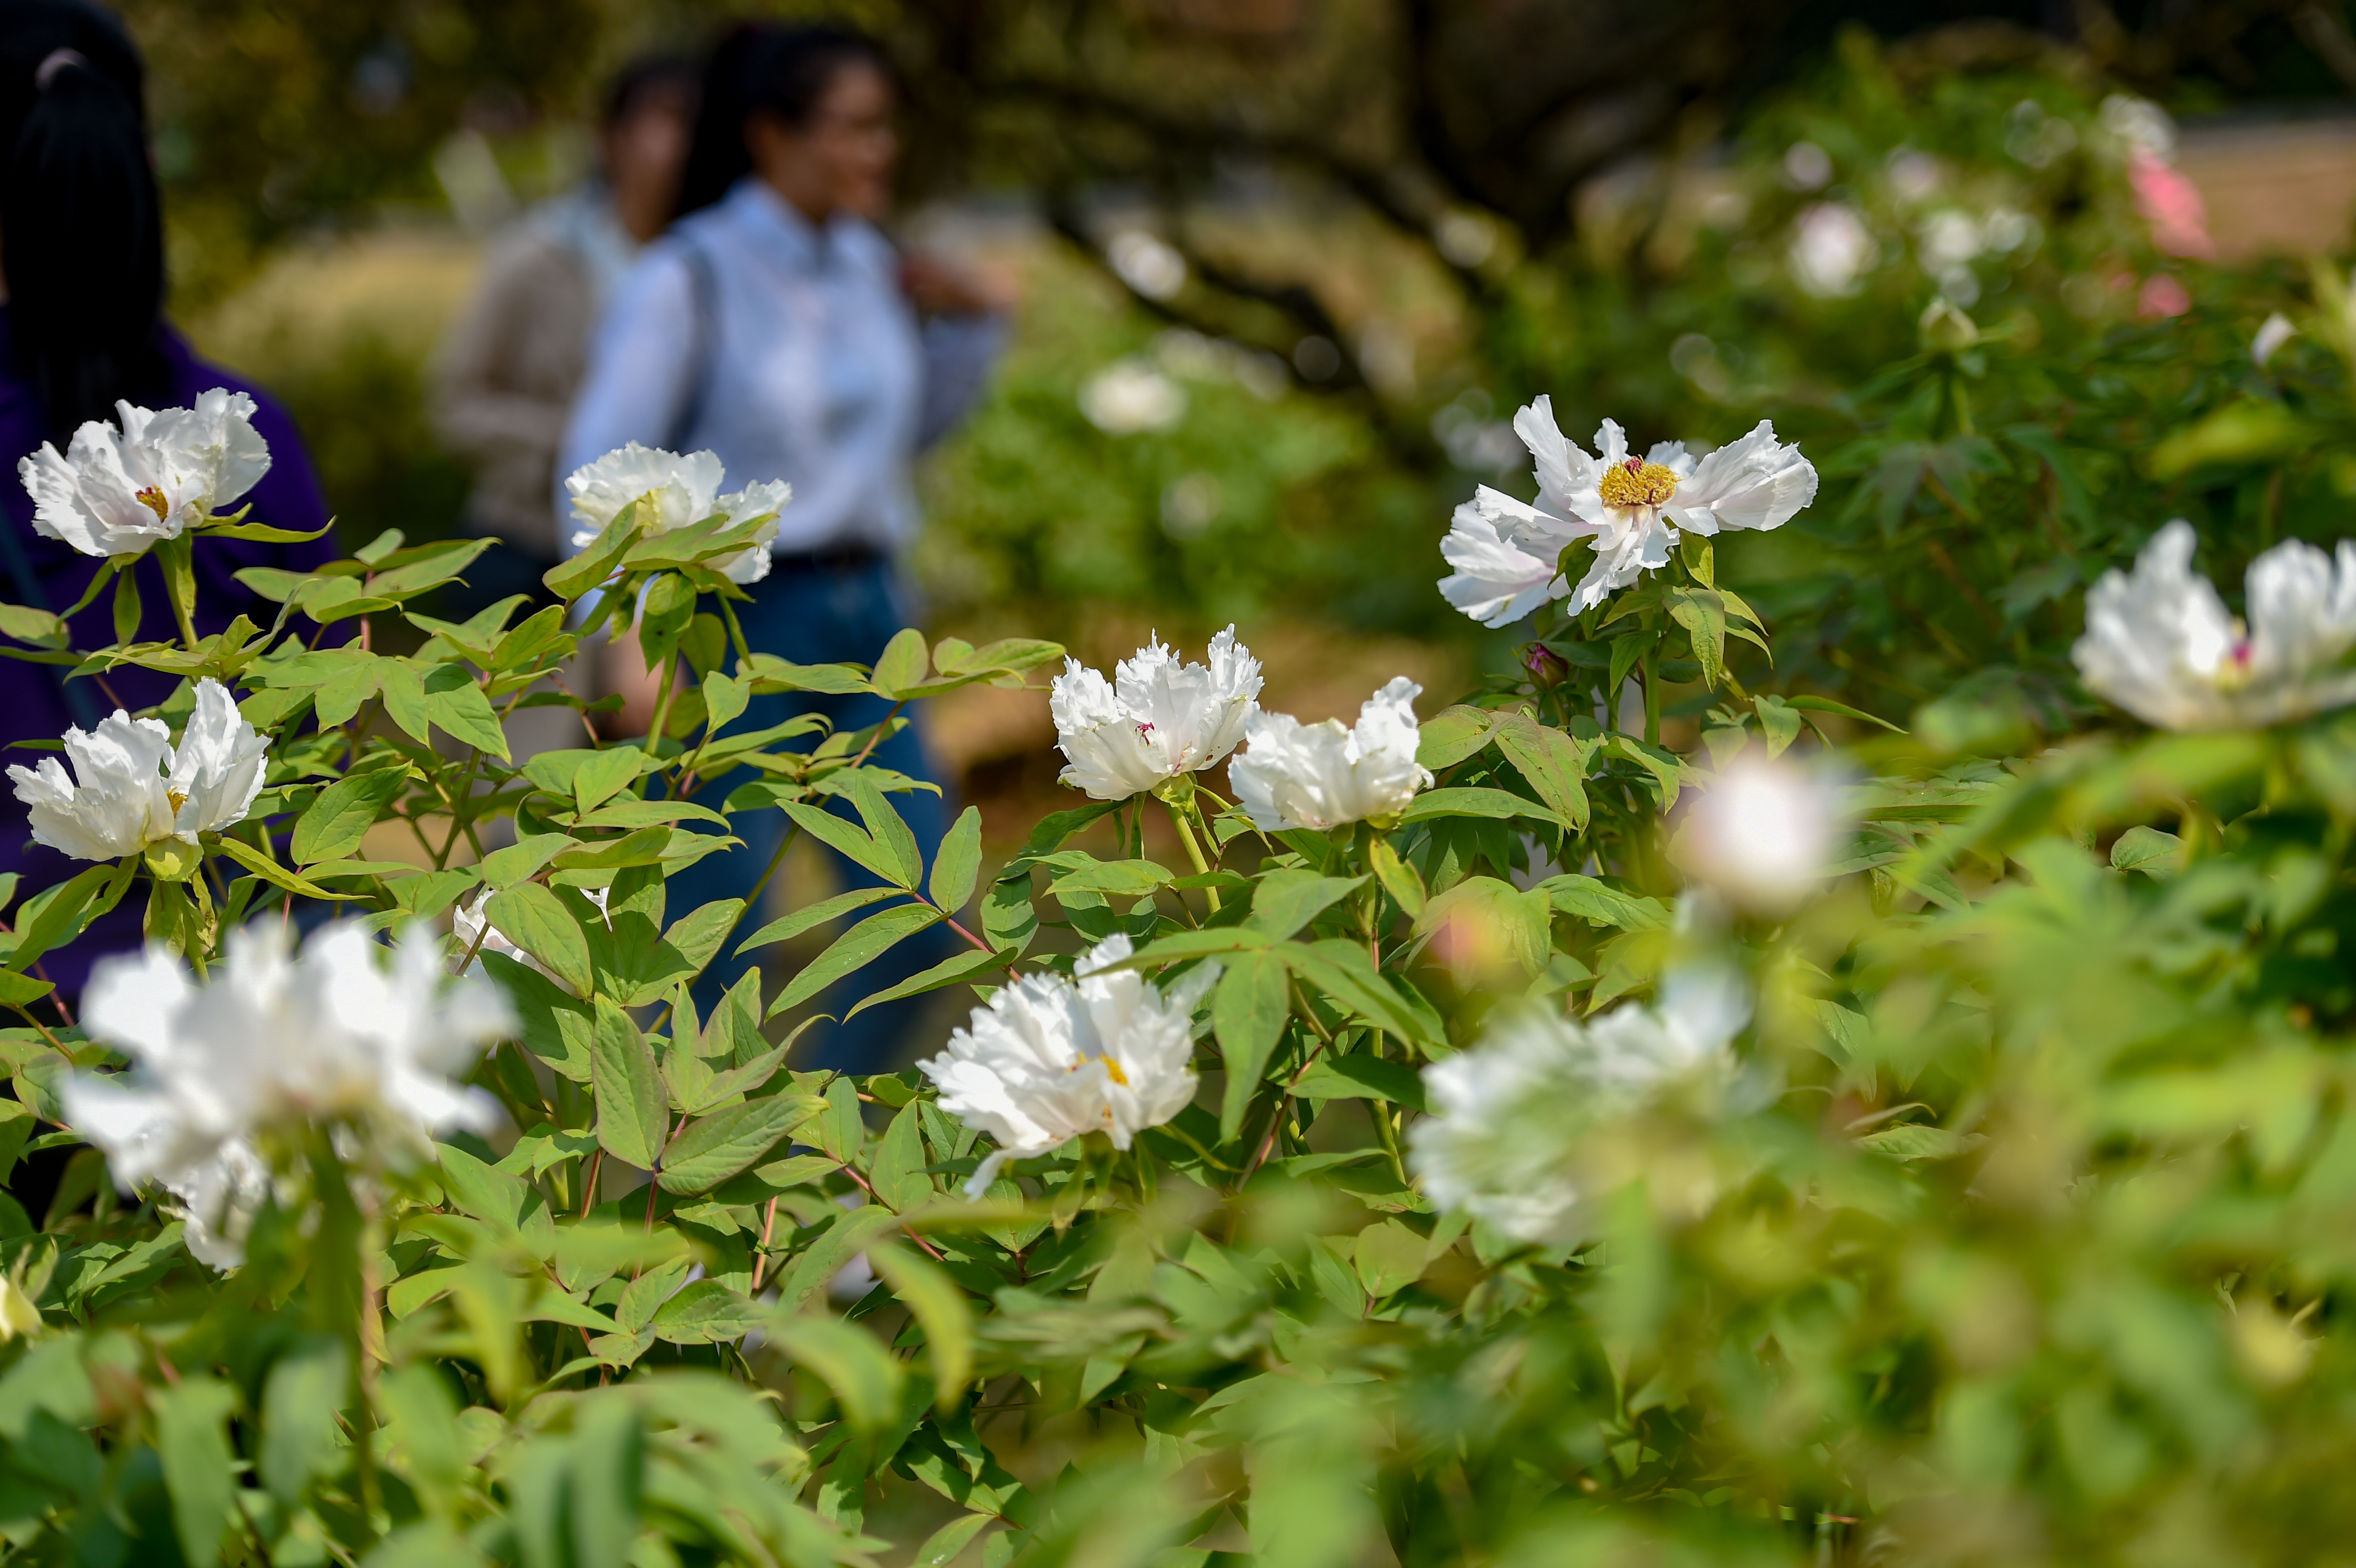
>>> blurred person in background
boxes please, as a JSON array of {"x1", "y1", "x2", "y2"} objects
[
  {"x1": 558, "y1": 22, "x2": 1008, "y2": 1070},
  {"x1": 433, "y1": 54, "x2": 697, "y2": 628},
  {"x1": 0, "y1": 0, "x2": 335, "y2": 1007}
]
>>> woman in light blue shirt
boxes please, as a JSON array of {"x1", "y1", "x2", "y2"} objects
[{"x1": 559, "y1": 23, "x2": 1004, "y2": 1070}]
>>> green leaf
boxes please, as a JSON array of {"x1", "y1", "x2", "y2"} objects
[
  {"x1": 764, "y1": 1312, "x2": 905, "y2": 1429},
  {"x1": 767, "y1": 903, "x2": 947, "y2": 1018},
  {"x1": 650, "y1": 1279, "x2": 764, "y2": 1344},
  {"x1": 1294, "y1": 1052, "x2": 1427, "y2": 1110},
  {"x1": 487, "y1": 882, "x2": 596, "y2": 996},
  {"x1": 657, "y1": 1093, "x2": 827, "y2": 1194},
  {"x1": 1244, "y1": 870, "x2": 1366, "y2": 941},
  {"x1": 0, "y1": 604, "x2": 67, "y2": 650},
  {"x1": 1399, "y1": 786, "x2": 1567, "y2": 828},
  {"x1": 369, "y1": 537, "x2": 493, "y2": 599},
  {"x1": 1782, "y1": 693, "x2": 1904, "y2": 733},
  {"x1": 111, "y1": 565, "x2": 141, "y2": 647},
  {"x1": 869, "y1": 1102, "x2": 933, "y2": 1212},
  {"x1": 781, "y1": 800, "x2": 915, "y2": 890},
  {"x1": 590, "y1": 1001, "x2": 668, "y2": 1169},
  {"x1": 260, "y1": 1339, "x2": 349, "y2": 1508},
  {"x1": 1045, "y1": 857, "x2": 1176, "y2": 898},
  {"x1": 0, "y1": 971, "x2": 54, "y2": 1008},
  {"x1": 833, "y1": 772, "x2": 925, "y2": 888},
  {"x1": 424, "y1": 663, "x2": 510, "y2": 759},
  {"x1": 736, "y1": 885, "x2": 905, "y2": 955},
  {"x1": 871, "y1": 626, "x2": 932, "y2": 697},
  {"x1": 1753, "y1": 694, "x2": 1805, "y2": 758},
  {"x1": 1666, "y1": 585, "x2": 1730, "y2": 689},
  {"x1": 2111, "y1": 825, "x2": 2184, "y2": 877},
  {"x1": 929, "y1": 805, "x2": 984, "y2": 913},
  {"x1": 291, "y1": 768, "x2": 408, "y2": 864},
  {"x1": 844, "y1": 942, "x2": 1012, "y2": 1021},
  {"x1": 7, "y1": 864, "x2": 121, "y2": 974},
  {"x1": 568, "y1": 748, "x2": 644, "y2": 816},
  {"x1": 1492, "y1": 712, "x2": 1592, "y2": 830},
  {"x1": 911, "y1": 1513, "x2": 996, "y2": 1567},
  {"x1": 567, "y1": 1396, "x2": 644, "y2": 1568},
  {"x1": 1215, "y1": 953, "x2": 1292, "y2": 1142},
  {"x1": 1534, "y1": 873, "x2": 1670, "y2": 931},
  {"x1": 869, "y1": 1240, "x2": 974, "y2": 1406},
  {"x1": 154, "y1": 1375, "x2": 239, "y2": 1567},
  {"x1": 1415, "y1": 705, "x2": 1496, "y2": 771},
  {"x1": 1367, "y1": 837, "x2": 1426, "y2": 920},
  {"x1": 1414, "y1": 876, "x2": 1551, "y2": 976},
  {"x1": 376, "y1": 1364, "x2": 464, "y2": 1520}
]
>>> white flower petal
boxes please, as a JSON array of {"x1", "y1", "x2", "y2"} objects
[
  {"x1": 1229, "y1": 676, "x2": 1431, "y2": 831},
  {"x1": 1050, "y1": 632, "x2": 1263, "y2": 800}
]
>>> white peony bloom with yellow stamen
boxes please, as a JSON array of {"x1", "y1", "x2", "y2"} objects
[
  {"x1": 17, "y1": 388, "x2": 272, "y2": 559},
  {"x1": 919, "y1": 934, "x2": 1211, "y2": 1194},
  {"x1": 6, "y1": 678, "x2": 267, "y2": 863},
  {"x1": 1439, "y1": 396, "x2": 1819, "y2": 625}
]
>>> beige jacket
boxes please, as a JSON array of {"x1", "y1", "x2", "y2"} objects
[{"x1": 434, "y1": 196, "x2": 633, "y2": 559}]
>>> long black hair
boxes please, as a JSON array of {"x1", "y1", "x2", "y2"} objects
[
  {"x1": 0, "y1": 0, "x2": 168, "y2": 439},
  {"x1": 675, "y1": 22, "x2": 891, "y2": 221}
]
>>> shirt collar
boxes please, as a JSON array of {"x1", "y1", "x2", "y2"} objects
[{"x1": 726, "y1": 176, "x2": 843, "y2": 271}]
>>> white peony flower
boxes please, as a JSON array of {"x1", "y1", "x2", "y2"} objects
[
  {"x1": 2074, "y1": 520, "x2": 2356, "y2": 730},
  {"x1": 1049, "y1": 628, "x2": 1263, "y2": 801},
  {"x1": 565, "y1": 443, "x2": 724, "y2": 544},
  {"x1": 452, "y1": 883, "x2": 610, "y2": 992},
  {"x1": 710, "y1": 479, "x2": 790, "y2": 584},
  {"x1": 16, "y1": 389, "x2": 271, "y2": 559},
  {"x1": 1788, "y1": 201, "x2": 1875, "y2": 297},
  {"x1": 565, "y1": 445, "x2": 787, "y2": 584},
  {"x1": 1407, "y1": 967, "x2": 1749, "y2": 1246},
  {"x1": 7, "y1": 678, "x2": 267, "y2": 863},
  {"x1": 1438, "y1": 397, "x2": 1818, "y2": 626},
  {"x1": 65, "y1": 922, "x2": 513, "y2": 1265},
  {"x1": 1672, "y1": 752, "x2": 1848, "y2": 912},
  {"x1": 918, "y1": 934, "x2": 1212, "y2": 1194},
  {"x1": 1229, "y1": 676, "x2": 1431, "y2": 831},
  {"x1": 1079, "y1": 360, "x2": 1187, "y2": 434}
]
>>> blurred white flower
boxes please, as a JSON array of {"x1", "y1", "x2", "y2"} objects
[
  {"x1": 2075, "y1": 519, "x2": 2356, "y2": 730},
  {"x1": 2253, "y1": 313, "x2": 2297, "y2": 370},
  {"x1": 17, "y1": 389, "x2": 272, "y2": 559},
  {"x1": 66, "y1": 922, "x2": 513, "y2": 1267},
  {"x1": 565, "y1": 443, "x2": 724, "y2": 542},
  {"x1": 1438, "y1": 397, "x2": 1819, "y2": 624},
  {"x1": 1919, "y1": 210, "x2": 1984, "y2": 270},
  {"x1": 1673, "y1": 752, "x2": 1848, "y2": 912},
  {"x1": 1107, "y1": 230, "x2": 1187, "y2": 300},
  {"x1": 1408, "y1": 967, "x2": 1750, "y2": 1245},
  {"x1": 1050, "y1": 628, "x2": 1263, "y2": 801},
  {"x1": 919, "y1": 934, "x2": 1211, "y2": 1193},
  {"x1": 1789, "y1": 202, "x2": 1874, "y2": 297},
  {"x1": 7, "y1": 678, "x2": 267, "y2": 863},
  {"x1": 1080, "y1": 360, "x2": 1187, "y2": 435},
  {"x1": 1781, "y1": 140, "x2": 1832, "y2": 191},
  {"x1": 1230, "y1": 676, "x2": 1431, "y2": 831},
  {"x1": 2101, "y1": 93, "x2": 2176, "y2": 159},
  {"x1": 452, "y1": 884, "x2": 610, "y2": 991}
]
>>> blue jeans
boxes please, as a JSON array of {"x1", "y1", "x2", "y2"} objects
[{"x1": 668, "y1": 557, "x2": 950, "y2": 1074}]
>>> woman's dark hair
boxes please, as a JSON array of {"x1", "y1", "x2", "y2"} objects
[
  {"x1": 0, "y1": 0, "x2": 168, "y2": 438},
  {"x1": 601, "y1": 52, "x2": 698, "y2": 132},
  {"x1": 675, "y1": 22, "x2": 892, "y2": 220}
]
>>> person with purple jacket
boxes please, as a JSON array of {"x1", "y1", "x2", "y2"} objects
[{"x1": 0, "y1": 0, "x2": 337, "y2": 1007}]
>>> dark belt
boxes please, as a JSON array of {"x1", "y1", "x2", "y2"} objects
[{"x1": 769, "y1": 543, "x2": 886, "y2": 577}]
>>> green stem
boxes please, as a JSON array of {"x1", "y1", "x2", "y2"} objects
[
  {"x1": 1166, "y1": 795, "x2": 1220, "y2": 912},
  {"x1": 1641, "y1": 644, "x2": 1661, "y2": 749},
  {"x1": 643, "y1": 650, "x2": 681, "y2": 756}
]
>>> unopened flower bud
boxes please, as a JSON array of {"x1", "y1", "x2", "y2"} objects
[
  {"x1": 1520, "y1": 642, "x2": 1570, "y2": 690},
  {"x1": 1919, "y1": 295, "x2": 1980, "y2": 354}
]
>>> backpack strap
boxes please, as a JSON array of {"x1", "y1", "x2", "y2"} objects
[{"x1": 665, "y1": 239, "x2": 720, "y2": 452}]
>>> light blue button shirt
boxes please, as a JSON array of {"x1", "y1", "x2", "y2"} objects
[{"x1": 556, "y1": 177, "x2": 1003, "y2": 556}]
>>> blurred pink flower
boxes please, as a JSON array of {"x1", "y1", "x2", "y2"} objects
[
  {"x1": 2139, "y1": 273, "x2": 2192, "y2": 318},
  {"x1": 2128, "y1": 148, "x2": 2215, "y2": 260}
]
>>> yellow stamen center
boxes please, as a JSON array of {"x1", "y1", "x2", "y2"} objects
[
  {"x1": 167, "y1": 788, "x2": 188, "y2": 814},
  {"x1": 135, "y1": 487, "x2": 172, "y2": 523},
  {"x1": 1597, "y1": 457, "x2": 1679, "y2": 511},
  {"x1": 1084, "y1": 1055, "x2": 1129, "y2": 1087}
]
